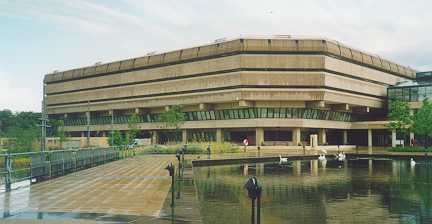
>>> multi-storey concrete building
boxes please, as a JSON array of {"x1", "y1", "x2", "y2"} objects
[{"x1": 44, "y1": 37, "x2": 416, "y2": 148}]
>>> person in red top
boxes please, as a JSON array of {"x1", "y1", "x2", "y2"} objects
[{"x1": 243, "y1": 138, "x2": 249, "y2": 152}]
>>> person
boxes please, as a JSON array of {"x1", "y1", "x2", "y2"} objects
[{"x1": 243, "y1": 138, "x2": 249, "y2": 152}]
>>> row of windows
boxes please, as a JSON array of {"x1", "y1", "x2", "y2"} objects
[
  {"x1": 60, "y1": 107, "x2": 353, "y2": 126},
  {"x1": 388, "y1": 85, "x2": 432, "y2": 102},
  {"x1": 185, "y1": 108, "x2": 352, "y2": 122}
]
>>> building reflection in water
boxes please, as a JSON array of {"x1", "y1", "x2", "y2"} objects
[{"x1": 194, "y1": 158, "x2": 432, "y2": 224}]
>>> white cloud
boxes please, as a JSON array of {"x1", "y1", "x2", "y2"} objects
[
  {"x1": 1, "y1": 0, "x2": 431, "y2": 112},
  {"x1": 0, "y1": 71, "x2": 41, "y2": 112}
]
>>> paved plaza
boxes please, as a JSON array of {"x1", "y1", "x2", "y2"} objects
[{"x1": 1, "y1": 155, "x2": 175, "y2": 223}]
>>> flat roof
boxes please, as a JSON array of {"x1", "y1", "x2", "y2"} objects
[{"x1": 44, "y1": 37, "x2": 417, "y2": 83}]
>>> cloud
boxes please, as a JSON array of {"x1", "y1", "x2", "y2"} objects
[
  {"x1": 1, "y1": 0, "x2": 431, "y2": 112},
  {"x1": 0, "y1": 71, "x2": 41, "y2": 112}
]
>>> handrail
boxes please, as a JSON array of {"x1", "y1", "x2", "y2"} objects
[{"x1": 0, "y1": 145, "x2": 134, "y2": 192}]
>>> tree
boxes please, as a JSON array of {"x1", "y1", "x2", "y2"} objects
[
  {"x1": 160, "y1": 106, "x2": 185, "y2": 129},
  {"x1": 108, "y1": 130, "x2": 125, "y2": 146},
  {"x1": 387, "y1": 100, "x2": 412, "y2": 142},
  {"x1": 0, "y1": 110, "x2": 41, "y2": 152},
  {"x1": 126, "y1": 113, "x2": 140, "y2": 144},
  {"x1": 160, "y1": 105, "x2": 185, "y2": 142},
  {"x1": 51, "y1": 119, "x2": 68, "y2": 149},
  {"x1": 412, "y1": 99, "x2": 432, "y2": 148}
]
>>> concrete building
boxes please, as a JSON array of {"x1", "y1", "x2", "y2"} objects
[{"x1": 43, "y1": 37, "x2": 417, "y2": 148}]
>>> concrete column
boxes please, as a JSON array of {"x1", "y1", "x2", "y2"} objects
[
  {"x1": 343, "y1": 130, "x2": 348, "y2": 145},
  {"x1": 367, "y1": 129, "x2": 373, "y2": 147},
  {"x1": 151, "y1": 131, "x2": 158, "y2": 145},
  {"x1": 216, "y1": 129, "x2": 223, "y2": 143},
  {"x1": 293, "y1": 160, "x2": 302, "y2": 176},
  {"x1": 310, "y1": 160, "x2": 318, "y2": 176},
  {"x1": 243, "y1": 164, "x2": 248, "y2": 176},
  {"x1": 85, "y1": 112, "x2": 91, "y2": 147},
  {"x1": 368, "y1": 129, "x2": 373, "y2": 154},
  {"x1": 182, "y1": 129, "x2": 188, "y2": 144},
  {"x1": 255, "y1": 128, "x2": 264, "y2": 146},
  {"x1": 292, "y1": 128, "x2": 301, "y2": 146},
  {"x1": 391, "y1": 129, "x2": 397, "y2": 147},
  {"x1": 318, "y1": 129, "x2": 326, "y2": 145},
  {"x1": 410, "y1": 132, "x2": 415, "y2": 146}
]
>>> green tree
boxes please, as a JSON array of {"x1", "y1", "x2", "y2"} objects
[
  {"x1": 0, "y1": 110, "x2": 13, "y2": 136},
  {"x1": 108, "y1": 130, "x2": 125, "y2": 146},
  {"x1": 387, "y1": 100, "x2": 412, "y2": 142},
  {"x1": 160, "y1": 105, "x2": 185, "y2": 143},
  {"x1": 412, "y1": 99, "x2": 432, "y2": 148},
  {"x1": 126, "y1": 113, "x2": 140, "y2": 144},
  {"x1": 160, "y1": 106, "x2": 185, "y2": 129},
  {"x1": 51, "y1": 119, "x2": 68, "y2": 149},
  {"x1": 0, "y1": 110, "x2": 41, "y2": 152}
]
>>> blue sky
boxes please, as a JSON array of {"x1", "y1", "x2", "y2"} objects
[{"x1": 0, "y1": 0, "x2": 431, "y2": 112}]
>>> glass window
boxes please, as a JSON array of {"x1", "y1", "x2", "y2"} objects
[
  {"x1": 238, "y1": 109, "x2": 245, "y2": 119},
  {"x1": 209, "y1": 111, "x2": 215, "y2": 120}
]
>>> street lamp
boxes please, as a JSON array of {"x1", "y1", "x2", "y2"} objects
[
  {"x1": 244, "y1": 176, "x2": 262, "y2": 224},
  {"x1": 165, "y1": 162, "x2": 175, "y2": 208}
]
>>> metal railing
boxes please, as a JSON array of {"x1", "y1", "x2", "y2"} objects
[{"x1": 0, "y1": 146, "x2": 135, "y2": 192}]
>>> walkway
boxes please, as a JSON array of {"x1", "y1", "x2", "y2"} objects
[{"x1": 1, "y1": 155, "x2": 175, "y2": 223}]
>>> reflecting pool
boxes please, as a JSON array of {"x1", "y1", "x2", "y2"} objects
[{"x1": 193, "y1": 158, "x2": 432, "y2": 224}]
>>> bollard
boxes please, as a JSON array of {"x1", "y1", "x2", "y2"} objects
[
  {"x1": 244, "y1": 176, "x2": 262, "y2": 224},
  {"x1": 165, "y1": 162, "x2": 175, "y2": 208}
]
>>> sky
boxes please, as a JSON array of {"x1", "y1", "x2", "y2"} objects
[{"x1": 0, "y1": 0, "x2": 431, "y2": 112}]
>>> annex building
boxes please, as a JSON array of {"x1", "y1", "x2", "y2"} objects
[{"x1": 43, "y1": 37, "x2": 417, "y2": 148}]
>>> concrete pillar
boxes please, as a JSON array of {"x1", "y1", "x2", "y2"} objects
[
  {"x1": 343, "y1": 130, "x2": 348, "y2": 145},
  {"x1": 151, "y1": 131, "x2": 158, "y2": 145},
  {"x1": 257, "y1": 163, "x2": 265, "y2": 176},
  {"x1": 318, "y1": 129, "x2": 326, "y2": 145},
  {"x1": 367, "y1": 129, "x2": 373, "y2": 147},
  {"x1": 255, "y1": 128, "x2": 264, "y2": 146},
  {"x1": 310, "y1": 160, "x2": 318, "y2": 176},
  {"x1": 243, "y1": 164, "x2": 248, "y2": 176},
  {"x1": 368, "y1": 129, "x2": 373, "y2": 154},
  {"x1": 216, "y1": 129, "x2": 223, "y2": 143},
  {"x1": 293, "y1": 160, "x2": 301, "y2": 176},
  {"x1": 292, "y1": 128, "x2": 301, "y2": 146},
  {"x1": 182, "y1": 129, "x2": 188, "y2": 144},
  {"x1": 391, "y1": 129, "x2": 397, "y2": 147},
  {"x1": 410, "y1": 132, "x2": 415, "y2": 146}
]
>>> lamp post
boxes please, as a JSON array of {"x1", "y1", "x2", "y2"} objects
[
  {"x1": 165, "y1": 162, "x2": 175, "y2": 208},
  {"x1": 244, "y1": 176, "x2": 262, "y2": 224}
]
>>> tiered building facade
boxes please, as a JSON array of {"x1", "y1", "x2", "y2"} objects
[{"x1": 44, "y1": 37, "x2": 417, "y2": 147}]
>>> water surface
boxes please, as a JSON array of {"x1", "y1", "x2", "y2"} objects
[{"x1": 194, "y1": 158, "x2": 432, "y2": 223}]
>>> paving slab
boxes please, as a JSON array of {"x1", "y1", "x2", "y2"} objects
[{"x1": 0, "y1": 155, "x2": 175, "y2": 223}]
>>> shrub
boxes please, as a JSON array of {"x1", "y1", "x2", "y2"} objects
[{"x1": 141, "y1": 142, "x2": 240, "y2": 154}]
